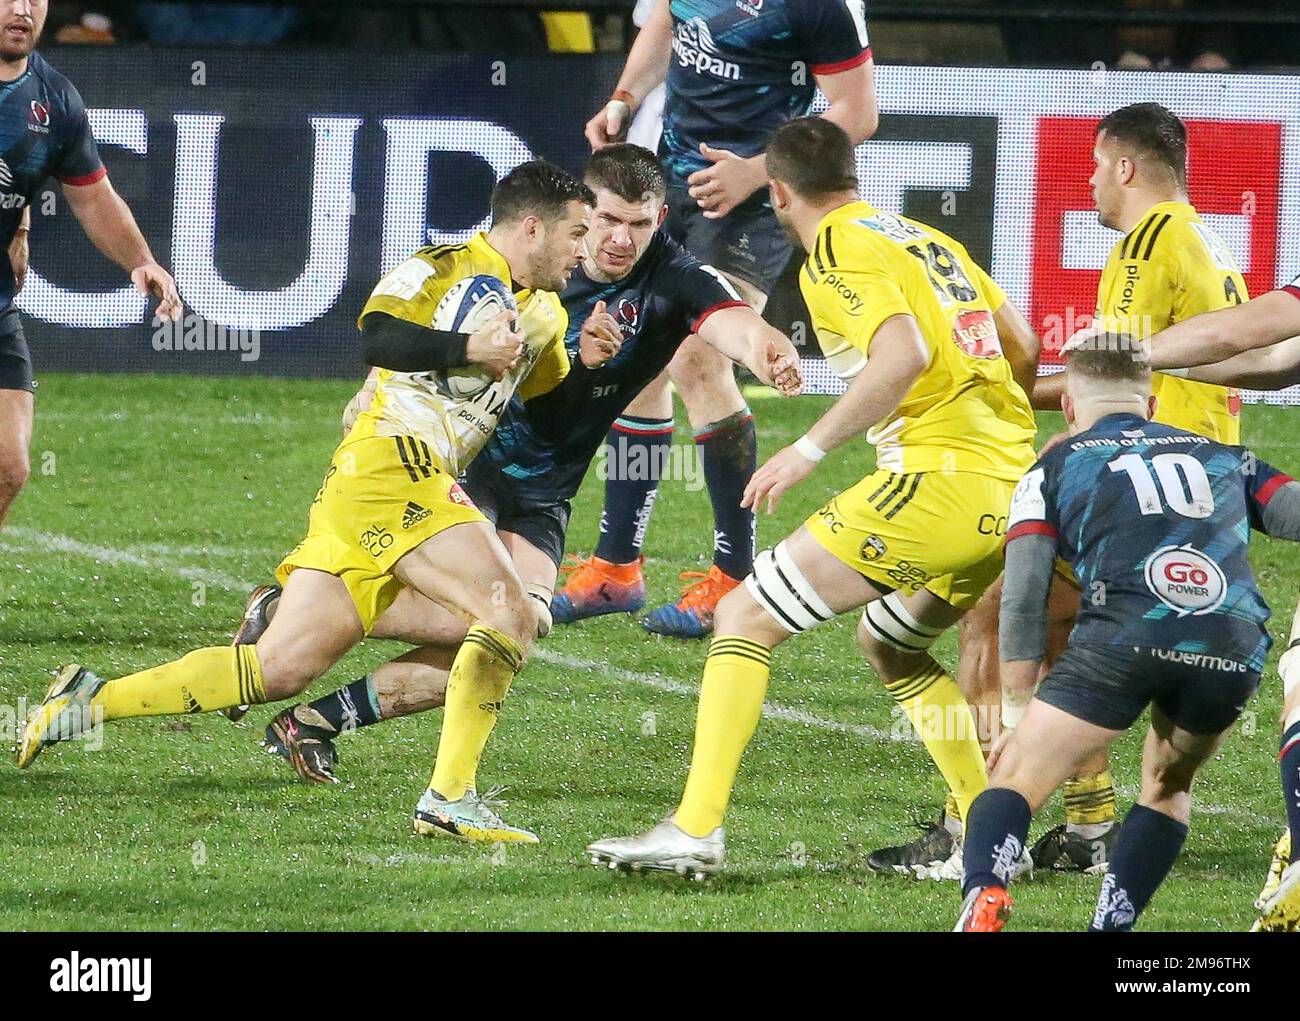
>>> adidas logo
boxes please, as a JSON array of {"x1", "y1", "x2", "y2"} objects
[
  {"x1": 181, "y1": 688, "x2": 201, "y2": 714},
  {"x1": 401, "y1": 501, "x2": 432, "y2": 529},
  {"x1": 0, "y1": 159, "x2": 12, "y2": 188}
]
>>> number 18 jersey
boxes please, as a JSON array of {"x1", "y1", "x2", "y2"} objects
[{"x1": 800, "y1": 200, "x2": 1036, "y2": 482}]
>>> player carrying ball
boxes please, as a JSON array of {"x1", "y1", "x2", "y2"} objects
[
  {"x1": 587, "y1": 118, "x2": 1042, "y2": 878},
  {"x1": 232, "y1": 144, "x2": 802, "y2": 785},
  {"x1": 958, "y1": 336, "x2": 1300, "y2": 932},
  {"x1": 17, "y1": 161, "x2": 599, "y2": 844}
]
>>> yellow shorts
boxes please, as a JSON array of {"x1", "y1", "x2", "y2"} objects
[
  {"x1": 276, "y1": 434, "x2": 485, "y2": 632},
  {"x1": 803, "y1": 469, "x2": 1016, "y2": 611}
]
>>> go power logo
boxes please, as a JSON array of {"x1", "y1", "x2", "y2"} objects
[{"x1": 1144, "y1": 544, "x2": 1227, "y2": 616}]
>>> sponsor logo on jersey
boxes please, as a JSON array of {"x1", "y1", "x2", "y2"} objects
[
  {"x1": 673, "y1": 17, "x2": 741, "y2": 81},
  {"x1": 860, "y1": 535, "x2": 887, "y2": 561},
  {"x1": 952, "y1": 308, "x2": 1000, "y2": 359},
  {"x1": 0, "y1": 157, "x2": 26, "y2": 209},
  {"x1": 736, "y1": 0, "x2": 764, "y2": 14},
  {"x1": 614, "y1": 297, "x2": 640, "y2": 337},
  {"x1": 28, "y1": 99, "x2": 49, "y2": 133},
  {"x1": 824, "y1": 273, "x2": 864, "y2": 316},
  {"x1": 1143, "y1": 543, "x2": 1227, "y2": 616},
  {"x1": 401, "y1": 501, "x2": 432, "y2": 529},
  {"x1": 447, "y1": 482, "x2": 475, "y2": 508}
]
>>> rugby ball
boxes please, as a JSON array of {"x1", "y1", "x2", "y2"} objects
[{"x1": 430, "y1": 274, "x2": 519, "y2": 399}]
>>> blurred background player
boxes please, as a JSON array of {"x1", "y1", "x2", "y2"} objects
[
  {"x1": 564, "y1": 0, "x2": 878, "y2": 638},
  {"x1": 958, "y1": 338, "x2": 1298, "y2": 932},
  {"x1": 232, "y1": 144, "x2": 802, "y2": 783},
  {"x1": 17, "y1": 161, "x2": 592, "y2": 845},
  {"x1": 881, "y1": 102, "x2": 1252, "y2": 877},
  {"x1": 586, "y1": 118, "x2": 1041, "y2": 878},
  {"x1": 0, "y1": 0, "x2": 180, "y2": 535}
]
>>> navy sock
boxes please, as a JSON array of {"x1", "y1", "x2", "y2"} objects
[
  {"x1": 961, "y1": 787, "x2": 1032, "y2": 895},
  {"x1": 1090, "y1": 804, "x2": 1188, "y2": 931},
  {"x1": 695, "y1": 409, "x2": 756, "y2": 579},
  {"x1": 594, "y1": 415, "x2": 673, "y2": 564},
  {"x1": 302, "y1": 675, "x2": 382, "y2": 735},
  {"x1": 1280, "y1": 720, "x2": 1300, "y2": 863}
]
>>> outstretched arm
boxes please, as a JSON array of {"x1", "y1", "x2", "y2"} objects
[
  {"x1": 694, "y1": 305, "x2": 802, "y2": 396},
  {"x1": 63, "y1": 176, "x2": 181, "y2": 321},
  {"x1": 1148, "y1": 288, "x2": 1300, "y2": 370},
  {"x1": 742, "y1": 314, "x2": 928, "y2": 514}
]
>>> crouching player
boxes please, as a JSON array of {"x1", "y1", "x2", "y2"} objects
[
  {"x1": 587, "y1": 117, "x2": 1042, "y2": 878},
  {"x1": 17, "y1": 161, "x2": 595, "y2": 844},
  {"x1": 957, "y1": 336, "x2": 1300, "y2": 931}
]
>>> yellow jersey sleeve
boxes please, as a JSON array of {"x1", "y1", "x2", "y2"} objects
[
  {"x1": 516, "y1": 299, "x2": 571, "y2": 401},
  {"x1": 971, "y1": 262, "x2": 1008, "y2": 313},
  {"x1": 800, "y1": 261, "x2": 914, "y2": 380},
  {"x1": 357, "y1": 248, "x2": 463, "y2": 330}
]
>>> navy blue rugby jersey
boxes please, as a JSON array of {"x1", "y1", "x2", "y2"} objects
[
  {"x1": 660, "y1": 0, "x2": 871, "y2": 188},
  {"x1": 1006, "y1": 412, "x2": 1291, "y2": 670},
  {"x1": 478, "y1": 231, "x2": 745, "y2": 505},
  {"x1": 0, "y1": 51, "x2": 104, "y2": 306}
]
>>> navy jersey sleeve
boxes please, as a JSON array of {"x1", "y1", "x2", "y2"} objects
[
  {"x1": 52, "y1": 83, "x2": 105, "y2": 186},
  {"x1": 791, "y1": 0, "x2": 872, "y2": 75},
  {"x1": 1005, "y1": 451, "x2": 1061, "y2": 545},
  {"x1": 1283, "y1": 271, "x2": 1300, "y2": 302},
  {"x1": 665, "y1": 249, "x2": 749, "y2": 335},
  {"x1": 1243, "y1": 450, "x2": 1296, "y2": 532}
]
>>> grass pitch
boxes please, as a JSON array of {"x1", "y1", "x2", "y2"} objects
[{"x1": 0, "y1": 373, "x2": 1294, "y2": 931}]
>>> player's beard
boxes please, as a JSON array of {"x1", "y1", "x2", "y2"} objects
[{"x1": 0, "y1": 19, "x2": 39, "y2": 63}]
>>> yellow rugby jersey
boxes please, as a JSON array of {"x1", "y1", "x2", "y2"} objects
[
  {"x1": 800, "y1": 200, "x2": 1037, "y2": 482},
  {"x1": 350, "y1": 232, "x2": 569, "y2": 476},
  {"x1": 1096, "y1": 200, "x2": 1245, "y2": 444}
]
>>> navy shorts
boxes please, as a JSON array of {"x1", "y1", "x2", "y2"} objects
[
  {"x1": 1036, "y1": 643, "x2": 1260, "y2": 735},
  {"x1": 460, "y1": 459, "x2": 570, "y2": 570},
  {"x1": 0, "y1": 307, "x2": 32, "y2": 393},
  {"x1": 663, "y1": 183, "x2": 791, "y2": 295}
]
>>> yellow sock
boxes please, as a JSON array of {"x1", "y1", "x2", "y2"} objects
[
  {"x1": 675, "y1": 636, "x2": 771, "y2": 838},
  {"x1": 91, "y1": 646, "x2": 265, "y2": 720},
  {"x1": 1064, "y1": 769, "x2": 1117, "y2": 826},
  {"x1": 429, "y1": 624, "x2": 524, "y2": 801},
  {"x1": 886, "y1": 661, "x2": 987, "y2": 824}
]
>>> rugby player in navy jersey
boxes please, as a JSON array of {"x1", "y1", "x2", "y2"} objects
[
  {"x1": 233, "y1": 144, "x2": 802, "y2": 784},
  {"x1": 956, "y1": 336, "x2": 1300, "y2": 931},
  {"x1": 565, "y1": 0, "x2": 878, "y2": 638},
  {"x1": 0, "y1": 0, "x2": 181, "y2": 534},
  {"x1": 1110, "y1": 274, "x2": 1300, "y2": 929}
]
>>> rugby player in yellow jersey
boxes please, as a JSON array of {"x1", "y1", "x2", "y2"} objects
[
  {"x1": 586, "y1": 118, "x2": 1043, "y2": 877},
  {"x1": 17, "y1": 161, "x2": 605, "y2": 844},
  {"x1": 888, "y1": 103, "x2": 1254, "y2": 879}
]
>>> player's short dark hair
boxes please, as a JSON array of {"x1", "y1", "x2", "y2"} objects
[
  {"x1": 766, "y1": 117, "x2": 859, "y2": 198},
  {"x1": 1066, "y1": 332, "x2": 1151, "y2": 385},
  {"x1": 1096, "y1": 103, "x2": 1188, "y2": 187},
  {"x1": 584, "y1": 143, "x2": 667, "y2": 204},
  {"x1": 490, "y1": 159, "x2": 594, "y2": 226}
]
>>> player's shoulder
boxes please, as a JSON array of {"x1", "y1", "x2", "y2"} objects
[
  {"x1": 26, "y1": 52, "x2": 84, "y2": 110},
  {"x1": 1116, "y1": 203, "x2": 1199, "y2": 264}
]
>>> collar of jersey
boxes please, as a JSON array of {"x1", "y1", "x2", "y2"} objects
[{"x1": 470, "y1": 231, "x2": 529, "y2": 299}]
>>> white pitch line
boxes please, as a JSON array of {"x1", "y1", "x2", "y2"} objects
[
  {"x1": 2, "y1": 527, "x2": 255, "y2": 595},
  {"x1": 533, "y1": 648, "x2": 893, "y2": 741},
  {"x1": 6, "y1": 526, "x2": 1283, "y2": 826}
]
